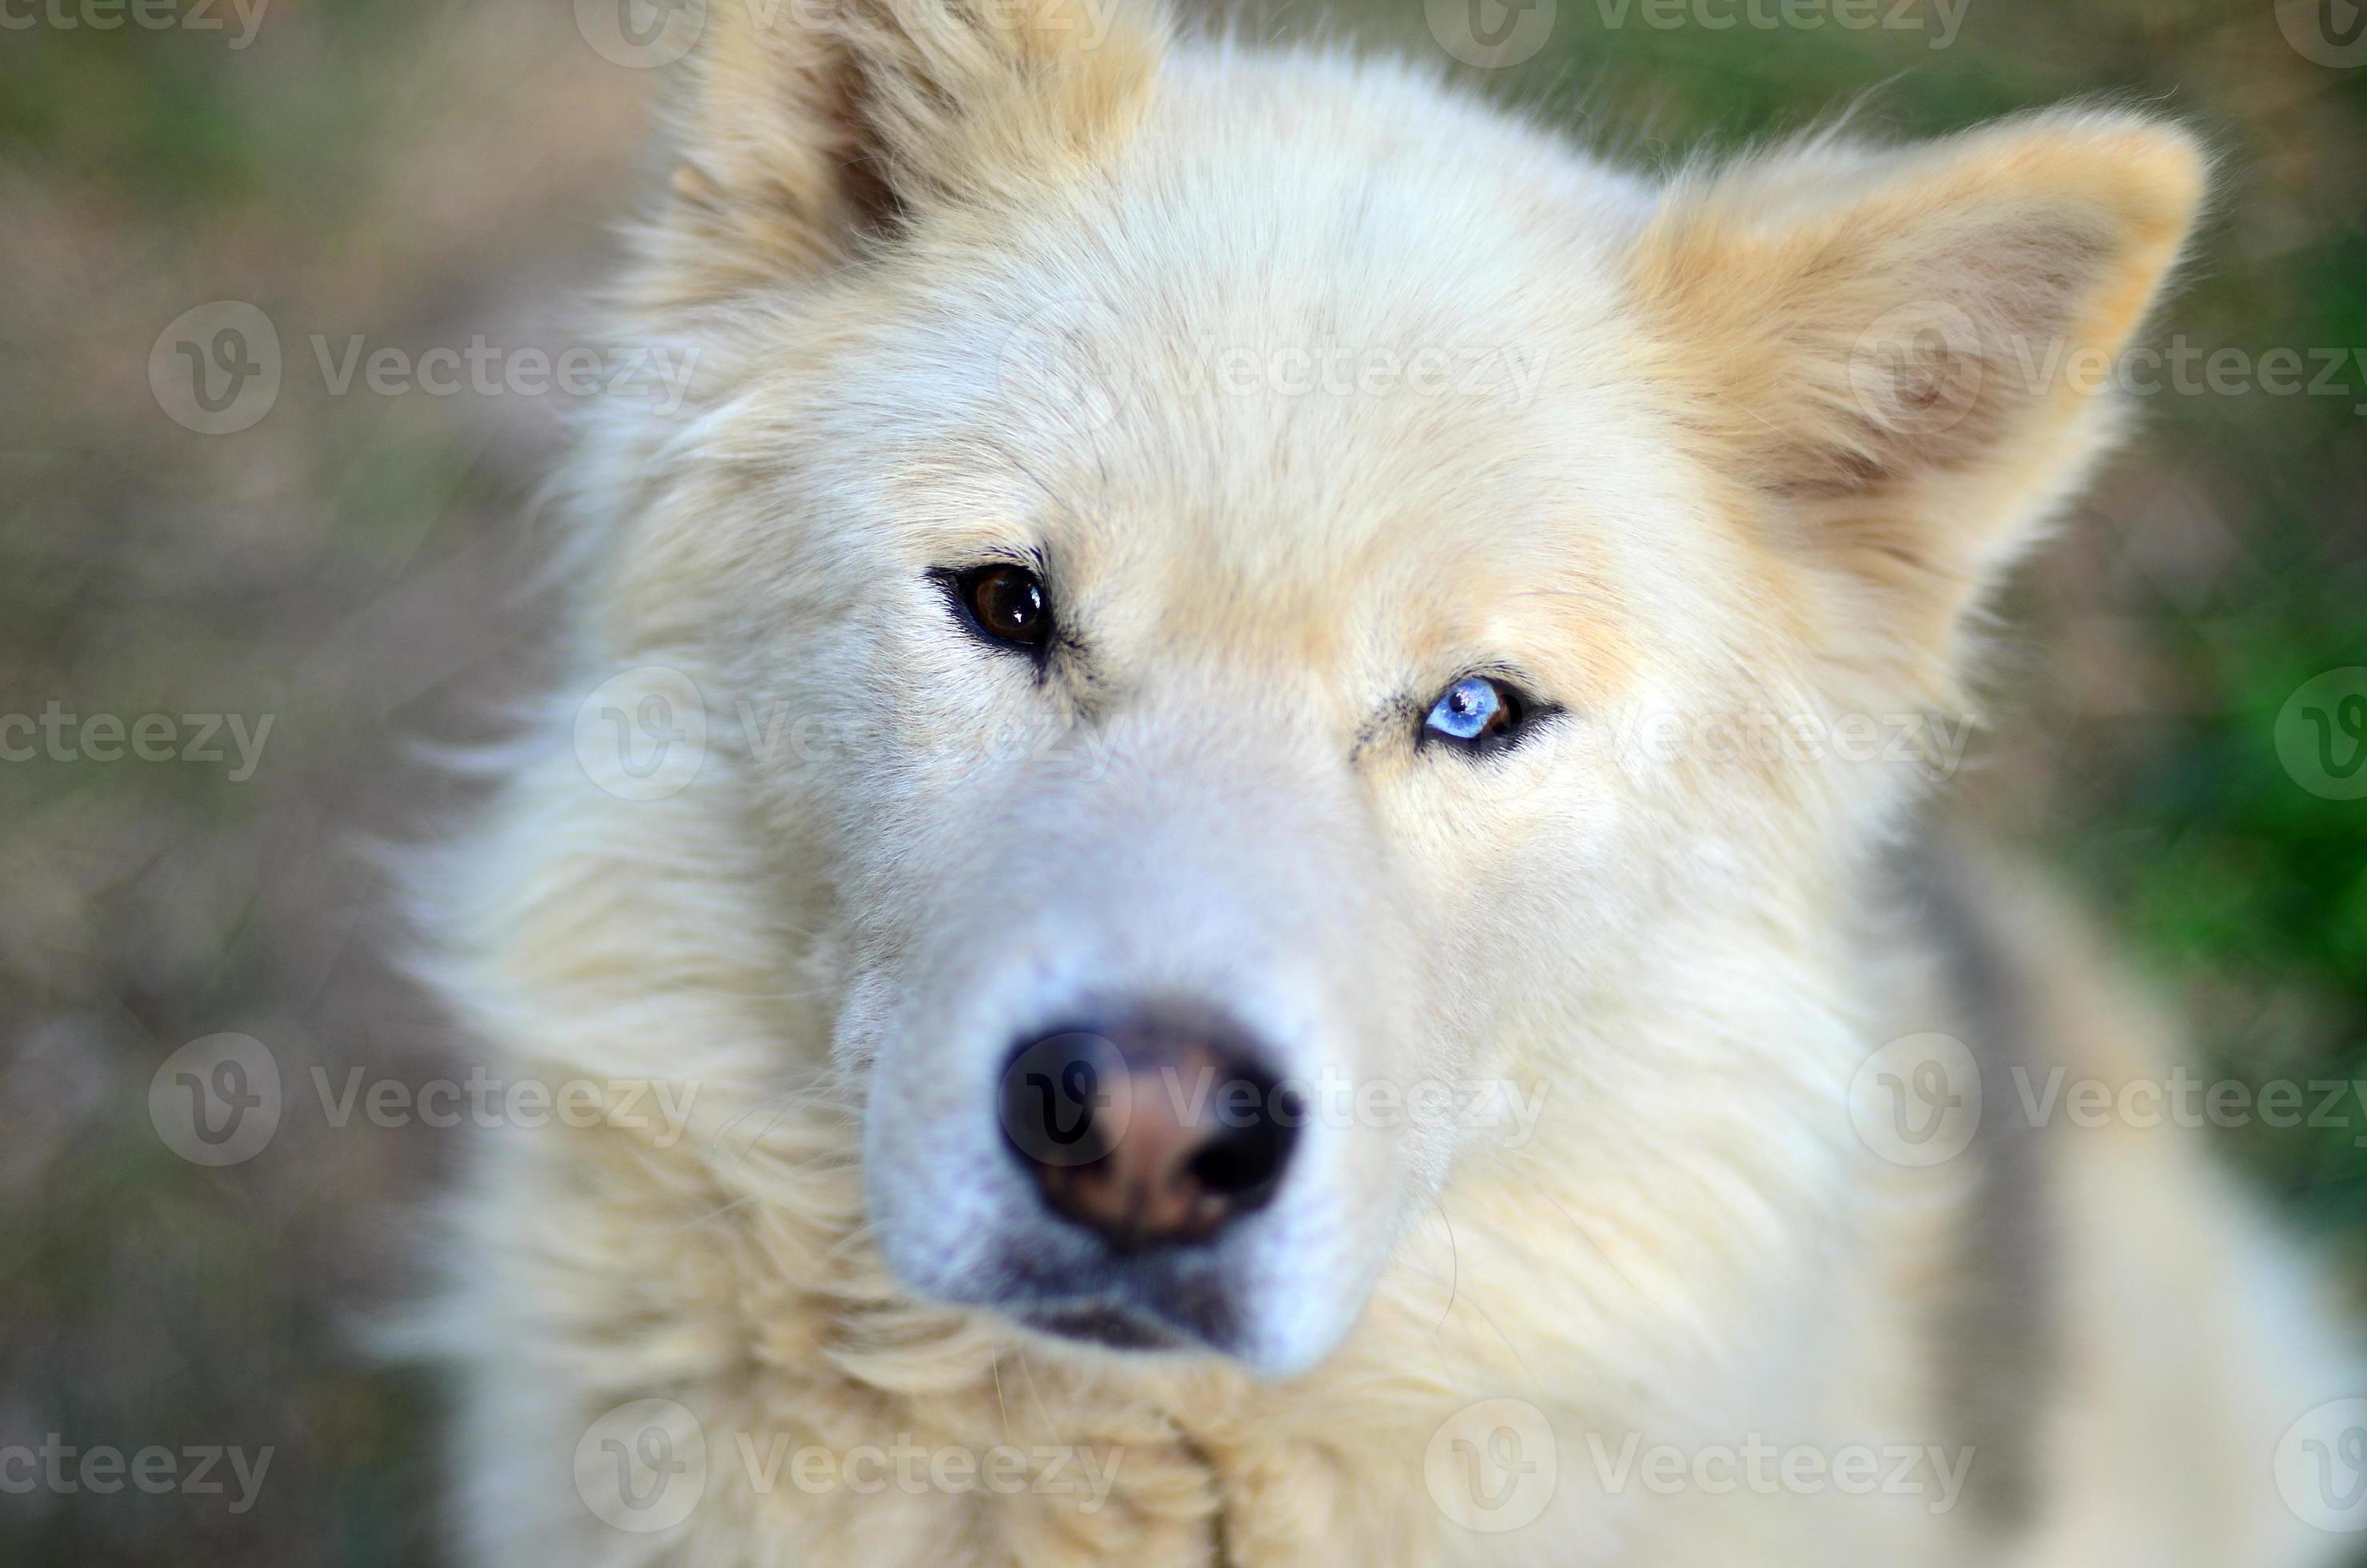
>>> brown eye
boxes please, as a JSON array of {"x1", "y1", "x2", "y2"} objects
[{"x1": 952, "y1": 564, "x2": 1051, "y2": 650}]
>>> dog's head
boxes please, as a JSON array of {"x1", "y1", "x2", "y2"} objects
[{"x1": 585, "y1": 0, "x2": 2201, "y2": 1376}]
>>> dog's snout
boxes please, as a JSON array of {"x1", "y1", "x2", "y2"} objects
[{"x1": 999, "y1": 1014, "x2": 1301, "y2": 1251}]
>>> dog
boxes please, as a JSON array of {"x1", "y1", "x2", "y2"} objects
[{"x1": 418, "y1": 1, "x2": 2358, "y2": 1560}]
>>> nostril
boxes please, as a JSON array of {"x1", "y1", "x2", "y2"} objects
[{"x1": 1186, "y1": 1079, "x2": 1301, "y2": 1199}]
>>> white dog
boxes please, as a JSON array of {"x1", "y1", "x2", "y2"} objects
[{"x1": 419, "y1": 1, "x2": 2357, "y2": 1560}]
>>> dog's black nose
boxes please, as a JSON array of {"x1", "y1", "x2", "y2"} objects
[{"x1": 998, "y1": 1013, "x2": 1301, "y2": 1250}]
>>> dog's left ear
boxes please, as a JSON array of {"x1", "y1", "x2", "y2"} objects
[{"x1": 1629, "y1": 110, "x2": 2207, "y2": 702}]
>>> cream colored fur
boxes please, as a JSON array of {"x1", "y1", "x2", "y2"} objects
[{"x1": 420, "y1": 3, "x2": 2357, "y2": 1561}]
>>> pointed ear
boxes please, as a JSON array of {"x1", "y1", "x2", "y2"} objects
[
  {"x1": 1628, "y1": 110, "x2": 2208, "y2": 699},
  {"x1": 641, "y1": 0, "x2": 1166, "y2": 305}
]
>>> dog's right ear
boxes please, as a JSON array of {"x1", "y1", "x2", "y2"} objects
[
  {"x1": 1626, "y1": 110, "x2": 2205, "y2": 713},
  {"x1": 641, "y1": 0, "x2": 1166, "y2": 306}
]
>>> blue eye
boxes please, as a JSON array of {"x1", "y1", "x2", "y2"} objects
[{"x1": 1423, "y1": 676, "x2": 1523, "y2": 746}]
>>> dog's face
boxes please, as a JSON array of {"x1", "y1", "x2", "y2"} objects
[{"x1": 594, "y1": 2, "x2": 2200, "y2": 1376}]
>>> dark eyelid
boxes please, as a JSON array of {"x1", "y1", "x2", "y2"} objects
[{"x1": 926, "y1": 550, "x2": 1039, "y2": 596}]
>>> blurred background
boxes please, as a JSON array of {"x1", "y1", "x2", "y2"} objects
[{"x1": 0, "y1": 0, "x2": 2361, "y2": 1561}]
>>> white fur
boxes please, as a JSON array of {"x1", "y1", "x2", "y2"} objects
[{"x1": 418, "y1": 10, "x2": 2354, "y2": 1562}]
